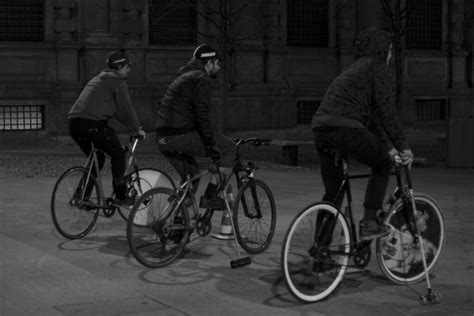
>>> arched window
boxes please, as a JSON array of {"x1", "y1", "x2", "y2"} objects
[
  {"x1": 287, "y1": 0, "x2": 329, "y2": 47},
  {"x1": 149, "y1": 0, "x2": 197, "y2": 45},
  {"x1": 0, "y1": 0, "x2": 43, "y2": 41},
  {"x1": 406, "y1": 0, "x2": 442, "y2": 49}
]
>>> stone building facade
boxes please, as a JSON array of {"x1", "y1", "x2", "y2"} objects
[{"x1": 0, "y1": 0, "x2": 472, "y2": 140}]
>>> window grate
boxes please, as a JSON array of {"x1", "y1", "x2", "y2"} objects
[
  {"x1": 0, "y1": 0, "x2": 44, "y2": 41},
  {"x1": 297, "y1": 100, "x2": 321, "y2": 125},
  {"x1": 287, "y1": 0, "x2": 328, "y2": 47},
  {"x1": 149, "y1": 0, "x2": 196, "y2": 45},
  {"x1": 0, "y1": 105, "x2": 44, "y2": 131},
  {"x1": 406, "y1": 0, "x2": 442, "y2": 49},
  {"x1": 415, "y1": 99, "x2": 446, "y2": 121}
]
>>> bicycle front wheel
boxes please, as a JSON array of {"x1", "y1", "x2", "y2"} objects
[
  {"x1": 376, "y1": 193, "x2": 445, "y2": 284},
  {"x1": 118, "y1": 168, "x2": 175, "y2": 221},
  {"x1": 233, "y1": 179, "x2": 276, "y2": 254},
  {"x1": 281, "y1": 202, "x2": 350, "y2": 303},
  {"x1": 51, "y1": 167, "x2": 100, "y2": 239},
  {"x1": 127, "y1": 187, "x2": 190, "y2": 268}
]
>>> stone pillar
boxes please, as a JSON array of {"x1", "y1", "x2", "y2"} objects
[
  {"x1": 121, "y1": 1, "x2": 144, "y2": 46},
  {"x1": 338, "y1": 1, "x2": 357, "y2": 71},
  {"x1": 262, "y1": 0, "x2": 286, "y2": 85},
  {"x1": 449, "y1": 0, "x2": 468, "y2": 89},
  {"x1": 54, "y1": 0, "x2": 76, "y2": 41}
]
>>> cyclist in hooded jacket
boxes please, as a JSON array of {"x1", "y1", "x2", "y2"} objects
[
  {"x1": 312, "y1": 27, "x2": 414, "y2": 240},
  {"x1": 68, "y1": 50, "x2": 146, "y2": 205},
  {"x1": 155, "y1": 44, "x2": 237, "y2": 210}
]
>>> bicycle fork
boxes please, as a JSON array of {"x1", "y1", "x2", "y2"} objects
[{"x1": 405, "y1": 168, "x2": 441, "y2": 305}]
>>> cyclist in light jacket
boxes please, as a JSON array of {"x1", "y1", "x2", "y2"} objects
[{"x1": 68, "y1": 49, "x2": 146, "y2": 205}]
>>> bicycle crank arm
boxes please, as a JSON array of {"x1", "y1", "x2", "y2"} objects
[
  {"x1": 230, "y1": 256, "x2": 251, "y2": 269},
  {"x1": 419, "y1": 289, "x2": 441, "y2": 305}
]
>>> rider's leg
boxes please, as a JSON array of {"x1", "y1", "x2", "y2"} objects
[
  {"x1": 92, "y1": 123, "x2": 128, "y2": 202},
  {"x1": 344, "y1": 128, "x2": 393, "y2": 239},
  {"x1": 69, "y1": 118, "x2": 107, "y2": 199}
]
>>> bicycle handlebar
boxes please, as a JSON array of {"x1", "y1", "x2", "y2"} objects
[{"x1": 233, "y1": 137, "x2": 272, "y2": 147}]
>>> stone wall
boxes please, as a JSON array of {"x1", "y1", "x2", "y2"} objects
[{"x1": 0, "y1": 0, "x2": 472, "y2": 138}]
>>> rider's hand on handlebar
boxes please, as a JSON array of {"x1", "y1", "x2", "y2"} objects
[
  {"x1": 388, "y1": 147, "x2": 398, "y2": 159},
  {"x1": 206, "y1": 144, "x2": 222, "y2": 164},
  {"x1": 137, "y1": 128, "x2": 146, "y2": 140},
  {"x1": 400, "y1": 148, "x2": 414, "y2": 166}
]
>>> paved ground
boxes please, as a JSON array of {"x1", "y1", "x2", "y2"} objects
[{"x1": 1, "y1": 146, "x2": 473, "y2": 315}]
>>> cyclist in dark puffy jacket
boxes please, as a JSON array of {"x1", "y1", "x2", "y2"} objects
[
  {"x1": 312, "y1": 27, "x2": 414, "y2": 240},
  {"x1": 155, "y1": 44, "x2": 236, "y2": 210},
  {"x1": 69, "y1": 50, "x2": 146, "y2": 205}
]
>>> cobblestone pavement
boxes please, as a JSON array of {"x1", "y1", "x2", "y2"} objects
[{"x1": 1, "y1": 145, "x2": 473, "y2": 315}]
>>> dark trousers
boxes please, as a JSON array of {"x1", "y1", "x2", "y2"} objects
[
  {"x1": 69, "y1": 118, "x2": 127, "y2": 198},
  {"x1": 313, "y1": 126, "x2": 393, "y2": 219},
  {"x1": 156, "y1": 130, "x2": 237, "y2": 183}
]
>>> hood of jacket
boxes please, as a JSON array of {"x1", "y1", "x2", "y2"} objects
[
  {"x1": 97, "y1": 68, "x2": 126, "y2": 80},
  {"x1": 177, "y1": 57, "x2": 207, "y2": 75},
  {"x1": 355, "y1": 27, "x2": 392, "y2": 61}
]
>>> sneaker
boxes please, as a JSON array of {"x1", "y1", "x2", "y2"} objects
[
  {"x1": 359, "y1": 219, "x2": 389, "y2": 240},
  {"x1": 199, "y1": 196, "x2": 226, "y2": 210},
  {"x1": 114, "y1": 196, "x2": 134, "y2": 207},
  {"x1": 183, "y1": 196, "x2": 192, "y2": 207}
]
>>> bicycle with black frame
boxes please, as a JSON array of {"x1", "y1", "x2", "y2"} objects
[
  {"x1": 126, "y1": 137, "x2": 277, "y2": 268},
  {"x1": 51, "y1": 135, "x2": 174, "y2": 240},
  {"x1": 281, "y1": 151, "x2": 445, "y2": 303}
]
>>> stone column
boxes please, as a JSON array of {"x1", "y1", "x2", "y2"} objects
[
  {"x1": 54, "y1": 0, "x2": 76, "y2": 41},
  {"x1": 121, "y1": 1, "x2": 144, "y2": 46},
  {"x1": 262, "y1": 0, "x2": 286, "y2": 85},
  {"x1": 449, "y1": 0, "x2": 468, "y2": 89}
]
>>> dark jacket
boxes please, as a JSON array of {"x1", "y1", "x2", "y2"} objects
[
  {"x1": 68, "y1": 69, "x2": 140, "y2": 132},
  {"x1": 312, "y1": 28, "x2": 408, "y2": 151},
  {"x1": 155, "y1": 58, "x2": 215, "y2": 147}
]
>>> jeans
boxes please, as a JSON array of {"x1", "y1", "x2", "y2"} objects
[
  {"x1": 69, "y1": 118, "x2": 127, "y2": 199},
  {"x1": 313, "y1": 126, "x2": 393, "y2": 219},
  {"x1": 156, "y1": 130, "x2": 237, "y2": 182}
]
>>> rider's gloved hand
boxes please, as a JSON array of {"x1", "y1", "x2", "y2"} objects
[
  {"x1": 206, "y1": 144, "x2": 222, "y2": 164},
  {"x1": 400, "y1": 149, "x2": 414, "y2": 165},
  {"x1": 137, "y1": 128, "x2": 146, "y2": 140},
  {"x1": 388, "y1": 147, "x2": 398, "y2": 159}
]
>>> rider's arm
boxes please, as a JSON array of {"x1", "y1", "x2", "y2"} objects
[
  {"x1": 373, "y1": 64, "x2": 409, "y2": 151},
  {"x1": 113, "y1": 80, "x2": 141, "y2": 134},
  {"x1": 192, "y1": 76, "x2": 215, "y2": 148}
]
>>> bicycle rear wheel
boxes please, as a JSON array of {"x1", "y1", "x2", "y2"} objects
[
  {"x1": 127, "y1": 187, "x2": 190, "y2": 268},
  {"x1": 117, "y1": 168, "x2": 175, "y2": 221},
  {"x1": 281, "y1": 202, "x2": 350, "y2": 303},
  {"x1": 233, "y1": 179, "x2": 276, "y2": 254},
  {"x1": 376, "y1": 193, "x2": 445, "y2": 284},
  {"x1": 51, "y1": 167, "x2": 100, "y2": 239}
]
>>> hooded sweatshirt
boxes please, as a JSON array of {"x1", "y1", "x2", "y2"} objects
[
  {"x1": 312, "y1": 28, "x2": 408, "y2": 151},
  {"x1": 68, "y1": 69, "x2": 140, "y2": 133},
  {"x1": 155, "y1": 58, "x2": 215, "y2": 147}
]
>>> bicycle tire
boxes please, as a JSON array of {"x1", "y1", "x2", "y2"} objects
[
  {"x1": 281, "y1": 202, "x2": 350, "y2": 303},
  {"x1": 117, "y1": 168, "x2": 175, "y2": 221},
  {"x1": 232, "y1": 179, "x2": 276, "y2": 254},
  {"x1": 376, "y1": 193, "x2": 445, "y2": 284},
  {"x1": 127, "y1": 187, "x2": 190, "y2": 268},
  {"x1": 51, "y1": 167, "x2": 100, "y2": 239}
]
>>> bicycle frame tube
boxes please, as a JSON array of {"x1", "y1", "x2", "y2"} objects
[
  {"x1": 83, "y1": 144, "x2": 104, "y2": 201},
  {"x1": 125, "y1": 138, "x2": 139, "y2": 174}
]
